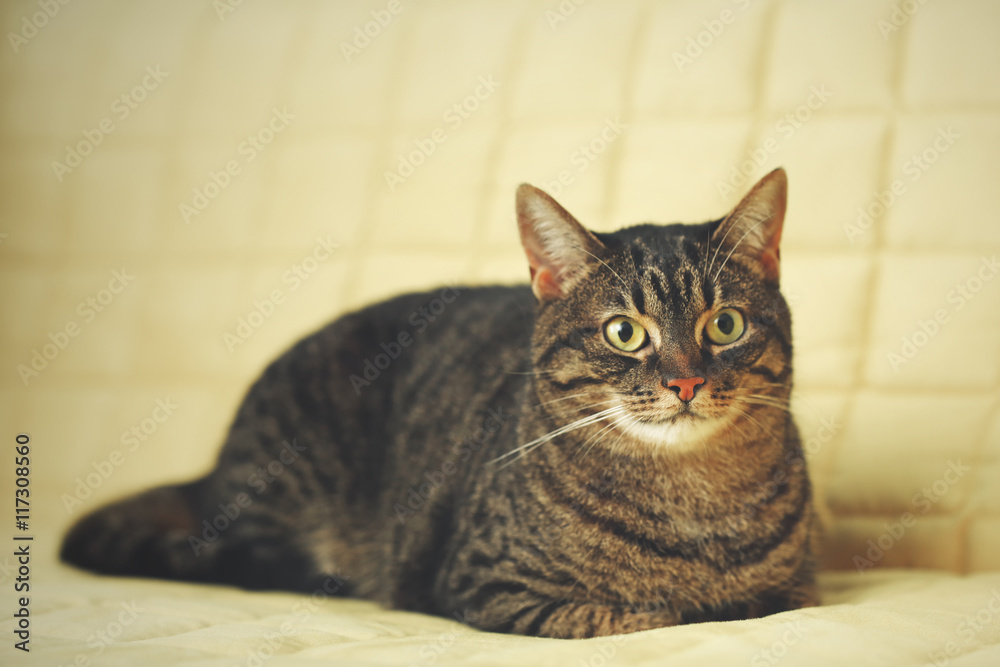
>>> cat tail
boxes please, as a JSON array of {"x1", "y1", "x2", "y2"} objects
[
  {"x1": 60, "y1": 479, "x2": 211, "y2": 583},
  {"x1": 61, "y1": 478, "x2": 338, "y2": 593}
]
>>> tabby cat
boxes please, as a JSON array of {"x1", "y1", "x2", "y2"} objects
[{"x1": 62, "y1": 167, "x2": 818, "y2": 639}]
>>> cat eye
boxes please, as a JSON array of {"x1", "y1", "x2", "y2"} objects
[
  {"x1": 704, "y1": 308, "x2": 745, "y2": 345},
  {"x1": 604, "y1": 316, "x2": 648, "y2": 352}
]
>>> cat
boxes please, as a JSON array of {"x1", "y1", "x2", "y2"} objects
[{"x1": 61, "y1": 167, "x2": 818, "y2": 639}]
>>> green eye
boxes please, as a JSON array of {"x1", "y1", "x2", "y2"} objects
[
  {"x1": 604, "y1": 316, "x2": 648, "y2": 352},
  {"x1": 705, "y1": 308, "x2": 745, "y2": 345}
]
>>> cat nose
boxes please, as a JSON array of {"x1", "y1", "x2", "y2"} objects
[{"x1": 665, "y1": 377, "x2": 705, "y2": 402}]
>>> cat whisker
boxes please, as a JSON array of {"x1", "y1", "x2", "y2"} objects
[
  {"x1": 736, "y1": 391, "x2": 791, "y2": 403},
  {"x1": 592, "y1": 412, "x2": 637, "y2": 461},
  {"x1": 536, "y1": 392, "x2": 598, "y2": 407},
  {"x1": 742, "y1": 396, "x2": 791, "y2": 406},
  {"x1": 505, "y1": 369, "x2": 556, "y2": 376},
  {"x1": 548, "y1": 398, "x2": 621, "y2": 416},
  {"x1": 705, "y1": 206, "x2": 749, "y2": 286},
  {"x1": 725, "y1": 414, "x2": 752, "y2": 448},
  {"x1": 713, "y1": 215, "x2": 772, "y2": 284},
  {"x1": 569, "y1": 243, "x2": 629, "y2": 291},
  {"x1": 732, "y1": 393, "x2": 789, "y2": 408},
  {"x1": 729, "y1": 402, "x2": 784, "y2": 448},
  {"x1": 491, "y1": 406, "x2": 627, "y2": 467},
  {"x1": 728, "y1": 405, "x2": 770, "y2": 439},
  {"x1": 491, "y1": 407, "x2": 624, "y2": 465},
  {"x1": 725, "y1": 384, "x2": 789, "y2": 399},
  {"x1": 748, "y1": 386, "x2": 791, "y2": 395},
  {"x1": 607, "y1": 415, "x2": 635, "y2": 459},
  {"x1": 739, "y1": 398, "x2": 791, "y2": 409},
  {"x1": 733, "y1": 394, "x2": 792, "y2": 413},
  {"x1": 701, "y1": 227, "x2": 713, "y2": 293},
  {"x1": 575, "y1": 415, "x2": 631, "y2": 462},
  {"x1": 738, "y1": 402, "x2": 792, "y2": 415}
]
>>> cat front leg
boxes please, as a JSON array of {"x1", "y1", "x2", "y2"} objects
[
  {"x1": 459, "y1": 597, "x2": 685, "y2": 639},
  {"x1": 539, "y1": 602, "x2": 686, "y2": 638},
  {"x1": 679, "y1": 558, "x2": 819, "y2": 624},
  {"x1": 750, "y1": 552, "x2": 820, "y2": 617}
]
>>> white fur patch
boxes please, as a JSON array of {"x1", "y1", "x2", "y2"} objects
[{"x1": 620, "y1": 412, "x2": 727, "y2": 453}]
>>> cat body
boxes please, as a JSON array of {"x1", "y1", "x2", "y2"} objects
[{"x1": 62, "y1": 169, "x2": 818, "y2": 638}]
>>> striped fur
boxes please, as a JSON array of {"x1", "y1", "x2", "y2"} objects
[{"x1": 61, "y1": 168, "x2": 817, "y2": 638}]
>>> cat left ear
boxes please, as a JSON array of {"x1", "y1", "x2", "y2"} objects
[
  {"x1": 516, "y1": 184, "x2": 606, "y2": 301},
  {"x1": 711, "y1": 167, "x2": 787, "y2": 283}
]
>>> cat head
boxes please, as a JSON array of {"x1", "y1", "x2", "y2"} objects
[{"x1": 517, "y1": 168, "x2": 791, "y2": 456}]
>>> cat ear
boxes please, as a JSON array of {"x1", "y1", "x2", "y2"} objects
[
  {"x1": 516, "y1": 184, "x2": 606, "y2": 301},
  {"x1": 711, "y1": 167, "x2": 787, "y2": 283}
]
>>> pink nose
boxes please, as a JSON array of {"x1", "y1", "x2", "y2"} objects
[{"x1": 666, "y1": 377, "x2": 705, "y2": 402}]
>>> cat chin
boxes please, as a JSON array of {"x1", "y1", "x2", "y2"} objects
[{"x1": 619, "y1": 414, "x2": 727, "y2": 454}]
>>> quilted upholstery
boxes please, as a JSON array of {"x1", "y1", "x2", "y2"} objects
[{"x1": 1, "y1": 0, "x2": 999, "y2": 664}]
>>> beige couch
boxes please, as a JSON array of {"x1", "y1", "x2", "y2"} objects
[{"x1": 2, "y1": 0, "x2": 999, "y2": 664}]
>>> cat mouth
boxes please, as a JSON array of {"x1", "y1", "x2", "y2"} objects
[
  {"x1": 629, "y1": 408, "x2": 702, "y2": 425},
  {"x1": 663, "y1": 410, "x2": 703, "y2": 422},
  {"x1": 627, "y1": 401, "x2": 704, "y2": 424},
  {"x1": 617, "y1": 403, "x2": 725, "y2": 450}
]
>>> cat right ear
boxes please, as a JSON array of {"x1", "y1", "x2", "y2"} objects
[
  {"x1": 516, "y1": 184, "x2": 606, "y2": 301},
  {"x1": 710, "y1": 168, "x2": 787, "y2": 284}
]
